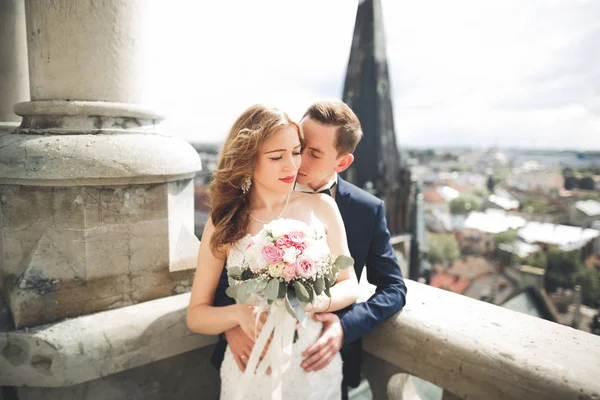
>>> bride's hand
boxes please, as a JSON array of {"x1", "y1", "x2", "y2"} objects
[
  {"x1": 236, "y1": 304, "x2": 268, "y2": 340},
  {"x1": 304, "y1": 295, "x2": 331, "y2": 314}
]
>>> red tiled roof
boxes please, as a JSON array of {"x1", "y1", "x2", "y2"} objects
[
  {"x1": 423, "y1": 188, "x2": 446, "y2": 203},
  {"x1": 447, "y1": 182, "x2": 468, "y2": 193},
  {"x1": 430, "y1": 272, "x2": 471, "y2": 294},
  {"x1": 447, "y1": 256, "x2": 496, "y2": 280}
]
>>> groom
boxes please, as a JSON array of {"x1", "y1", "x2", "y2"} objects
[{"x1": 211, "y1": 100, "x2": 407, "y2": 398}]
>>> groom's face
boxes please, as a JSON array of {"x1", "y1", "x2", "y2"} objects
[{"x1": 297, "y1": 117, "x2": 343, "y2": 191}]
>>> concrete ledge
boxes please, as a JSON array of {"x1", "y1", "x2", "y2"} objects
[
  {"x1": 14, "y1": 101, "x2": 162, "y2": 120},
  {"x1": 0, "y1": 293, "x2": 217, "y2": 387},
  {"x1": 0, "y1": 131, "x2": 201, "y2": 185},
  {"x1": 364, "y1": 280, "x2": 600, "y2": 400}
]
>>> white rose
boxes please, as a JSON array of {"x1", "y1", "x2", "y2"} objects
[
  {"x1": 268, "y1": 262, "x2": 285, "y2": 278},
  {"x1": 282, "y1": 247, "x2": 300, "y2": 264}
]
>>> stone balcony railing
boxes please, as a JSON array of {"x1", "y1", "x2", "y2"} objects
[{"x1": 2, "y1": 279, "x2": 599, "y2": 399}]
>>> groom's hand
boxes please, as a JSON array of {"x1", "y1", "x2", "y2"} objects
[
  {"x1": 301, "y1": 313, "x2": 344, "y2": 372},
  {"x1": 224, "y1": 326, "x2": 255, "y2": 372},
  {"x1": 225, "y1": 326, "x2": 273, "y2": 374}
]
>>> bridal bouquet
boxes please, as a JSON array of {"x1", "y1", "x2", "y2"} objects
[{"x1": 226, "y1": 218, "x2": 353, "y2": 321}]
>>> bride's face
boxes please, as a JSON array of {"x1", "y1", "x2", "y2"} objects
[{"x1": 252, "y1": 125, "x2": 302, "y2": 195}]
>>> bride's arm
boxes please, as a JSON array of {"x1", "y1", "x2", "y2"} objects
[
  {"x1": 311, "y1": 195, "x2": 359, "y2": 313},
  {"x1": 186, "y1": 219, "x2": 264, "y2": 337}
]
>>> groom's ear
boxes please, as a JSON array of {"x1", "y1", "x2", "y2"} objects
[{"x1": 334, "y1": 153, "x2": 354, "y2": 173}]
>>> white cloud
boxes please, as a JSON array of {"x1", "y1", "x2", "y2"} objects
[{"x1": 142, "y1": 0, "x2": 600, "y2": 150}]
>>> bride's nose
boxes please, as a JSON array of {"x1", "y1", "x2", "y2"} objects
[{"x1": 283, "y1": 154, "x2": 298, "y2": 172}]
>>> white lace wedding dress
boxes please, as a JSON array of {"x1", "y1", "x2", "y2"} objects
[{"x1": 220, "y1": 228, "x2": 343, "y2": 400}]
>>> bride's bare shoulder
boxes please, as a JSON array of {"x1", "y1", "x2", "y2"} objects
[
  {"x1": 290, "y1": 191, "x2": 316, "y2": 205},
  {"x1": 291, "y1": 191, "x2": 334, "y2": 208}
]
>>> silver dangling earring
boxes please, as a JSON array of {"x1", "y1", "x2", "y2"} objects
[{"x1": 241, "y1": 177, "x2": 252, "y2": 194}]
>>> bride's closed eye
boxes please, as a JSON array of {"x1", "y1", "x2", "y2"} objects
[{"x1": 270, "y1": 152, "x2": 301, "y2": 161}]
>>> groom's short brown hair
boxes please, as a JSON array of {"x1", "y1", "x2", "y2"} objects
[{"x1": 303, "y1": 101, "x2": 363, "y2": 156}]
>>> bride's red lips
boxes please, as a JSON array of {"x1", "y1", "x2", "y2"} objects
[{"x1": 279, "y1": 175, "x2": 296, "y2": 184}]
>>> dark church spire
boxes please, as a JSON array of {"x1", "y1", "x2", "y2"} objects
[{"x1": 342, "y1": 0, "x2": 400, "y2": 192}]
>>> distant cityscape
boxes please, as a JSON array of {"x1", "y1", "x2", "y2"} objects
[{"x1": 405, "y1": 146, "x2": 600, "y2": 336}]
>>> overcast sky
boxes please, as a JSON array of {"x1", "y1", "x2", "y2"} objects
[{"x1": 143, "y1": 0, "x2": 600, "y2": 150}]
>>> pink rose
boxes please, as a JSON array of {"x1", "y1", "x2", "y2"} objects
[
  {"x1": 275, "y1": 235, "x2": 293, "y2": 248},
  {"x1": 294, "y1": 243, "x2": 306, "y2": 253},
  {"x1": 262, "y1": 245, "x2": 284, "y2": 264},
  {"x1": 288, "y1": 231, "x2": 305, "y2": 245},
  {"x1": 295, "y1": 255, "x2": 316, "y2": 279},
  {"x1": 281, "y1": 263, "x2": 297, "y2": 282}
]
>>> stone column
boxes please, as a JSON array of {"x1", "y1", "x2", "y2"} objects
[
  {"x1": 0, "y1": 0, "x2": 29, "y2": 123},
  {"x1": 0, "y1": 0, "x2": 202, "y2": 328}
]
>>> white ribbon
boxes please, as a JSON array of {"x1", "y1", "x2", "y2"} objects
[{"x1": 235, "y1": 299, "x2": 297, "y2": 400}]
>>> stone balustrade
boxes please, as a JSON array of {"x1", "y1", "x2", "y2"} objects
[
  {"x1": 363, "y1": 280, "x2": 600, "y2": 400},
  {"x1": 2, "y1": 279, "x2": 599, "y2": 399}
]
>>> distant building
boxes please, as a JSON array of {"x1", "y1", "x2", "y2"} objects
[
  {"x1": 506, "y1": 168, "x2": 564, "y2": 193},
  {"x1": 501, "y1": 266, "x2": 560, "y2": 323},
  {"x1": 459, "y1": 210, "x2": 526, "y2": 255},
  {"x1": 484, "y1": 188, "x2": 520, "y2": 212},
  {"x1": 518, "y1": 221, "x2": 600, "y2": 258},
  {"x1": 484, "y1": 193, "x2": 519, "y2": 212},
  {"x1": 568, "y1": 199, "x2": 600, "y2": 229},
  {"x1": 446, "y1": 255, "x2": 496, "y2": 279},
  {"x1": 423, "y1": 185, "x2": 458, "y2": 233},
  {"x1": 430, "y1": 273, "x2": 470, "y2": 295},
  {"x1": 498, "y1": 241, "x2": 541, "y2": 258}
]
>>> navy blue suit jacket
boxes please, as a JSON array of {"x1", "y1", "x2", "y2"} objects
[{"x1": 210, "y1": 177, "x2": 407, "y2": 386}]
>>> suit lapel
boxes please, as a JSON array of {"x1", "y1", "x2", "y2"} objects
[{"x1": 335, "y1": 177, "x2": 352, "y2": 219}]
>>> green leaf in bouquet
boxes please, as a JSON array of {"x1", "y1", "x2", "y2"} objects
[
  {"x1": 241, "y1": 269, "x2": 255, "y2": 280},
  {"x1": 284, "y1": 293, "x2": 298, "y2": 320},
  {"x1": 225, "y1": 285, "x2": 238, "y2": 299},
  {"x1": 277, "y1": 282, "x2": 287, "y2": 299},
  {"x1": 265, "y1": 278, "x2": 280, "y2": 300},
  {"x1": 314, "y1": 276, "x2": 325, "y2": 295},
  {"x1": 246, "y1": 278, "x2": 261, "y2": 294},
  {"x1": 324, "y1": 276, "x2": 332, "y2": 297},
  {"x1": 237, "y1": 281, "x2": 252, "y2": 304},
  {"x1": 294, "y1": 281, "x2": 310, "y2": 302},
  {"x1": 334, "y1": 255, "x2": 354, "y2": 270},
  {"x1": 228, "y1": 276, "x2": 239, "y2": 286},
  {"x1": 227, "y1": 266, "x2": 244, "y2": 279},
  {"x1": 307, "y1": 283, "x2": 314, "y2": 303},
  {"x1": 328, "y1": 267, "x2": 337, "y2": 283},
  {"x1": 256, "y1": 279, "x2": 268, "y2": 293}
]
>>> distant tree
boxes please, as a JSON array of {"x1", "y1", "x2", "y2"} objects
[
  {"x1": 562, "y1": 167, "x2": 575, "y2": 177},
  {"x1": 449, "y1": 194, "x2": 482, "y2": 215},
  {"x1": 574, "y1": 267, "x2": 600, "y2": 308},
  {"x1": 580, "y1": 192, "x2": 600, "y2": 202},
  {"x1": 472, "y1": 188, "x2": 488, "y2": 198},
  {"x1": 493, "y1": 230, "x2": 518, "y2": 245},
  {"x1": 520, "y1": 198, "x2": 558, "y2": 214},
  {"x1": 521, "y1": 250, "x2": 548, "y2": 269},
  {"x1": 579, "y1": 176, "x2": 596, "y2": 190},
  {"x1": 487, "y1": 175, "x2": 496, "y2": 193},
  {"x1": 564, "y1": 176, "x2": 579, "y2": 190},
  {"x1": 545, "y1": 248, "x2": 583, "y2": 293},
  {"x1": 427, "y1": 233, "x2": 461, "y2": 265},
  {"x1": 492, "y1": 230, "x2": 519, "y2": 266}
]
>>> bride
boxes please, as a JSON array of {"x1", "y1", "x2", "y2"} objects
[{"x1": 186, "y1": 104, "x2": 358, "y2": 399}]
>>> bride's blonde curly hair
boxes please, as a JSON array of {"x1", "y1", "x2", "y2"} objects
[{"x1": 209, "y1": 104, "x2": 303, "y2": 255}]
